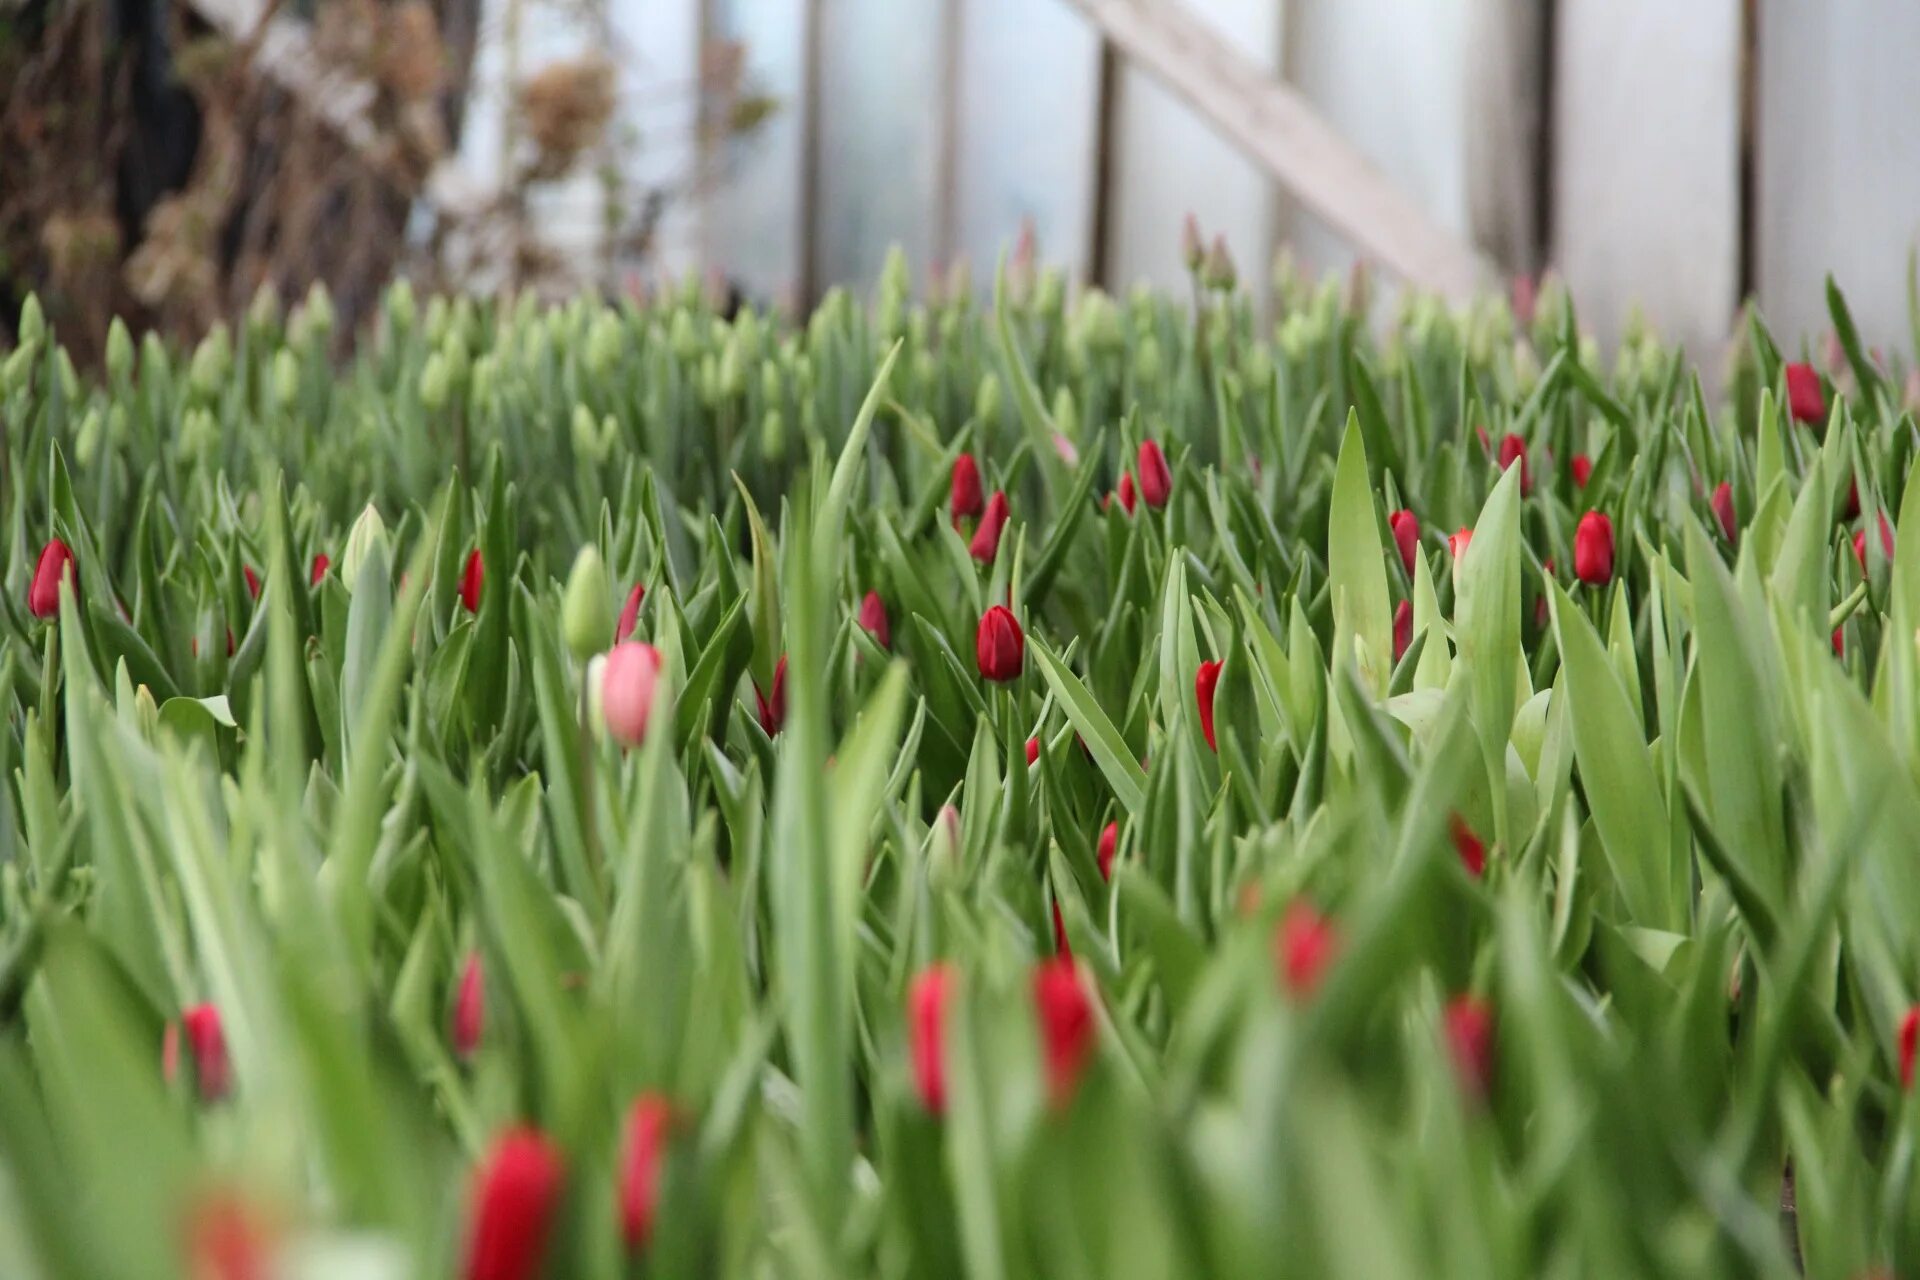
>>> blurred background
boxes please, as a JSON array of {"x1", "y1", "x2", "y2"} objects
[{"x1": 3, "y1": 0, "x2": 1917, "y2": 360}]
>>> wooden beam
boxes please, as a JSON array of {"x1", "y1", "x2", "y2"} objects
[{"x1": 1060, "y1": 0, "x2": 1488, "y2": 299}]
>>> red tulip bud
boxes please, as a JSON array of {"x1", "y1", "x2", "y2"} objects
[
  {"x1": 1570, "y1": 454, "x2": 1593, "y2": 489},
  {"x1": 28, "y1": 538, "x2": 75, "y2": 618},
  {"x1": 1137, "y1": 440, "x2": 1172, "y2": 508},
  {"x1": 185, "y1": 1189, "x2": 276, "y2": 1280},
  {"x1": 859, "y1": 590, "x2": 891, "y2": 649},
  {"x1": 1450, "y1": 813, "x2": 1485, "y2": 877},
  {"x1": 1097, "y1": 821, "x2": 1118, "y2": 881},
  {"x1": 1276, "y1": 901, "x2": 1337, "y2": 997},
  {"x1": 754, "y1": 655, "x2": 788, "y2": 736},
  {"x1": 1393, "y1": 600, "x2": 1413, "y2": 664},
  {"x1": 1195, "y1": 659, "x2": 1223, "y2": 751},
  {"x1": 969, "y1": 491, "x2": 1010, "y2": 562},
  {"x1": 1497, "y1": 434, "x2": 1530, "y2": 495},
  {"x1": 1854, "y1": 530, "x2": 1868, "y2": 575},
  {"x1": 975, "y1": 605, "x2": 1024, "y2": 682},
  {"x1": 453, "y1": 951, "x2": 484, "y2": 1060},
  {"x1": 908, "y1": 963, "x2": 956, "y2": 1114},
  {"x1": 1032, "y1": 958, "x2": 1094, "y2": 1107},
  {"x1": 1444, "y1": 995, "x2": 1495, "y2": 1100},
  {"x1": 1900, "y1": 1005, "x2": 1919, "y2": 1091},
  {"x1": 1448, "y1": 528, "x2": 1473, "y2": 562},
  {"x1": 460, "y1": 549, "x2": 484, "y2": 613},
  {"x1": 1833, "y1": 626, "x2": 1846, "y2": 658},
  {"x1": 619, "y1": 1095, "x2": 674, "y2": 1254},
  {"x1": 464, "y1": 1128, "x2": 564, "y2": 1280},
  {"x1": 602, "y1": 642, "x2": 663, "y2": 748},
  {"x1": 1785, "y1": 361, "x2": 1826, "y2": 426},
  {"x1": 163, "y1": 1003, "x2": 231, "y2": 1102},
  {"x1": 1710, "y1": 482, "x2": 1736, "y2": 544},
  {"x1": 1051, "y1": 896, "x2": 1071, "y2": 958},
  {"x1": 1389, "y1": 509, "x2": 1419, "y2": 575},
  {"x1": 1116, "y1": 471, "x2": 1137, "y2": 515},
  {"x1": 1025, "y1": 736, "x2": 1040, "y2": 767},
  {"x1": 616, "y1": 583, "x2": 646, "y2": 643},
  {"x1": 243, "y1": 565, "x2": 261, "y2": 600},
  {"x1": 1574, "y1": 511, "x2": 1615, "y2": 585},
  {"x1": 951, "y1": 455, "x2": 984, "y2": 523},
  {"x1": 1845, "y1": 478, "x2": 1862, "y2": 520},
  {"x1": 310, "y1": 553, "x2": 331, "y2": 585}
]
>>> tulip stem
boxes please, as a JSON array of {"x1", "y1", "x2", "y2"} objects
[{"x1": 578, "y1": 674, "x2": 605, "y2": 899}]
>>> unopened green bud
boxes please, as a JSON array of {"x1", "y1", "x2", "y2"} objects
[
  {"x1": 74, "y1": 407, "x2": 103, "y2": 468},
  {"x1": 141, "y1": 332, "x2": 171, "y2": 388},
  {"x1": 562, "y1": 544, "x2": 614, "y2": 660},
  {"x1": 761, "y1": 409, "x2": 786, "y2": 461},
  {"x1": 586, "y1": 309, "x2": 622, "y2": 378},
  {"x1": 273, "y1": 349, "x2": 300, "y2": 409},
  {"x1": 387, "y1": 279, "x2": 418, "y2": 336},
  {"x1": 974, "y1": 372, "x2": 1001, "y2": 425},
  {"x1": 1051, "y1": 386, "x2": 1079, "y2": 441},
  {"x1": 107, "y1": 403, "x2": 130, "y2": 448},
  {"x1": 189, "y1": 325, "x2": 229, "y2": 398},
  {"x1": 134, "y1": 684, "x2": 160, "y2": 739},
  {"x1": 3, "y1": 345, "x2": 35, "y2": 396},
  {"x1": 17, "y1": 293, "x2": 45, "y2": 350},
  {"x1": 107, "y1": 317, "x2": 134, "y2": 384},
  {"x1": 419, "y1": 353, "x2": 450, "y2": 412},
  {"x1": 248, "y1": 282, "x2": 281, "y2": 335},
  {"x1": 57, "y1": 349, "x2": 79, "y2": 403},
  {"x1": 341, "y1": 504, "x2": 390, "y2": 594}
]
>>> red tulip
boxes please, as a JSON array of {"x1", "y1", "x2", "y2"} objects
[
  {"x1": 1785, "y1": 361, "x2": 1826, "y2": 425},
  {"x1": 1393, "y1": 600, "x2": 1413, "y2": 664},
  {"x1": 464, "y1": 1128, "x2": 564, "y2": 1280},
  {"x1": 1195, "y1": 659, "x2": 1223, "y2": 751},
  {"x1": 975, "y1": 605, "x2": 1024, "y2": 682},
  {"x1": 601, "y1": 642, "x2": 664, "y2": 747},
  {"x1": 1276, "y1": 901, "x2": 1337, "y2": 997},
  {"x1": 1448, "y1": 528, "x2": 1472, "y2": 562},
  {"x1": 1450, "y1": 813, "x2": 1485, "y2": 877},
  {"x1": 1573, "y1": 511, "x2": 1614, "y2": 585},
  {"x1": 28, "y1": 538, "x2": 75, "y2": 618},
  {"x1": 1116, "y1": 471, "x2": 1138, "y2": 515},
  {"x1": 1571, "y1": 455, "x2": 1593, "y2": 489},
  {"x1": 163, "y1": 1003, "x2": 231, "y2": 1102},
  {"x1": 1711, "y1": 482, "x2": 1736, "y2": 544},
  {"x1": 460, "y1": 549, "x2": 484, "y2": 613},
  {"x1": 184, "y1": 1189, "x2": 276, "y2": 1280},
  {"x1": 754, "y1": 655, "x2": 788, "y2": 736},
  {"x1": 859, "y1": 590, "x2": 891, "y2": 649},
  {"x1": 1097, "y1": 821, "x2": 1118, "y2": 881},
  {"x1": 453, "y1": 952, "x2": 484, "y2": 1060},
  {"x1": 1389, "y1": 509, "x2": 1419, "y2": 575},
  {"x1": 1497, "y1": 434, "x2": 1530, "y2": 495},
  {"x1": 1137, "y1": 440, "x2": 1172, "y2": 508},
  {"x1": 1025, "y1": 736, "x2": 1040, "y2": 766},
  {"x1": 1900, "y1": 1005, "x2": 1919, "y2": 1091},
  {"x1": 243, "y1": 565, "x2": 261, "y2": 600},
  {"x1": 1845, "y1": 479, "x2": 1862, "y2": 520},
  {"x1": 907, "y1": 963, "x2": 956, "y2": 1114},
  {"x1": 1854, "y1": 512, "x2": 1896, "y2": 574},
  {"x1": 310, "y1": 553, "x2": 331, "y2": 585},
  {"x1": 969, "y1": 491, "x2": 1010, "y2": 562},
  {"x1": 619, "y1": 1095, "x2": 674, "y2": 1254},
  {"x1": 616, "y1": 583, "x2": 646, "y2": 643},
  {"x1": 1051, "y1": 897, "x2": 1071, "y2": 958},
  {"x1": 1833, "y1": 627, "x2": 1846, "y2": 658},
  {"x1": 1032, "y1": 958, "x2": 1094, "y2": 1107},
  {"x1": 1444, "y1": 995, "x2": 1495, "y2": 1100},
  {"x1": 951, "y1": 454, "x2": 984, "y2": 523}
]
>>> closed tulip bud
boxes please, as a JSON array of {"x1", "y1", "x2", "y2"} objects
[
  {"x1": 73, "y1": 407, "x2": 103, "y2": 468},
  {"x1": 1573, "y1": 511, "x2": 1615, "y2": 585},
  {"x1": 908, "y1": 963, "x2": 956, "y2": 1114},
  {"x1": 184, "y1": 1188, "x2": 277, "y2": 1280},
  {"x1": 1785, "y1": 361, "x2": 1826, "y2": 425},
  {"x1": 753, "y1": 656, "x2": 788, "y2": 736},
  {"x1": 974, "y1": 373, "x2": 1002, "y2": 426},
  {"x1": 453, "y1": 952, "x2": 484, "y2": 1060},
  {"x1": 1571, "y1": 454, "x2": 1593, "y2": 489},
  {"x1": 1181, "y1": 213, "x2": 1205, "y2": 272},
  {"x1": 562, "y1": 545, "x2": 614, "y2": 660},
  {"x1": 17, "y1": 292, "x2": 44, "y2": 350},
  {"x1": 460, "y1": 549, "x2": 484, "y2": 613},
  {"x1": 1711, "y1": 482, "x2": 1737, "y2": 544},
  {"x1": 1833, "y1": 626, "x2": 1846, "y2": 658},
  {"x1": 107, "y1": 316, "x2": 134, "y2": 384},
  {"x1": 1195, "y1": 659, "x2": 1223, "y2": 751},
  {"x1": 602, "y1": 643, "x2": 663, "y2": 749},
  {"x1": 1115, "y1": 472, "x2": 1137, "y2": 515},
  {"x1": 586, "y1": 310, "x2": 622, "y2": 378},
  {"x1": 310, "y1": 553, "x2": 330, "y2": 586},
  {"x1": 1202, "y1": 234, "x2": 1237, "y2": 292},
  {"x1": 1450, "y1": 813, "x2": 1485, "y2": 877},
  {"x1": 1032, "y1": 958, "x2": 1094, "y2": 1107},
  {"x1": 1097, "y1": 821, "x2": 1118, "y2": 881},
  {"x1": 1444, "y1": 996, "x2": 1495, "y2": 1100},
  {"x1": 616, "y1": 583, "x2": 645, "y2": 643},
  {"x1": 1276, "y1": 901, "x2": 1337, "y2": 997},
  {"x1": 951, "y1": 454, "x2": 984, "y2": 523},
  {"x1": 420, "y1": 352, "x2": 450, "y2": 412},
  {"x1": 1393, "y1": 600, "x2": 1413, "y2": 663},
  {"x1": 975, "y1": 605, "x2": 1024, "y2": 682},
  {"x1": 1137, "y1": 440, "x2": 1172, "y2": 508},
  {"x1": 1389, "y1": 509, "x2": 1419, "y2": 575},
  {"x1": 28, "y1": 538, "x2": 75, "y2": 618},
  {"x1": 163, "y1": 1003, "x2": 231, "y2": 1102},
  {"x1": 463, "y1": 1129, "x2": 564, "y2": 1280},
  {"x1": 969, "y1": 491, "x2": 1010, "y2": 563},
  {"x1": 1051, "y1": 897, "x2": 1071, "y2": 958},
  {"x1": 859, "y1": 591, "x2": 890, "y2": 649},
  {"x1": 1497, "y1": 434, "x2": 1530, "y2": 495},
  {"x1": 1025, "y1": 736, "x2": 1040, "y2": 766},
  {"x1": 1844, "y1": 479, "x2": 1861, "y2": 520},
  {"x1": 1448, "y1": 528, "x2": 1472, "y2": 562},
  {"x1": 619, "y1": 1095, "x2": 674, "y2": 1254},
  {"x1": 341, "y1": 504, "x2": 389, "y2": 595},
  {"x1": 243, "y1": 565, "x2": 260, "y2": 600},
  {"x1": 1900, "y1": 1006, "x2": 1919, "y2": 1091}
]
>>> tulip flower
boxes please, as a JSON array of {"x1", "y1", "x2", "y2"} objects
[
  {"x1": 1051, "y1": 897, "x2": 1071, "y2": 958},
  {"x1": 1137, "y1": 440, "x2": 1172, "y2": 508},
  {"x1": 463, "y1": 1128, "x2": 564, "y2": 1280},
  {"x1": 975, "y1": 605, "x2": 1024, "y2": 682},
  {"x1": 1025, "y1": 736, "x2": 1040, "y2": 766},
  {"x1": 951, "y1": 454, "x2": 984, "y2": 523},
  {"x1": 1785, "y1": 361, "x2": 1826, "y2": 425},
  {"x1": 969, "y1": 491, "x2": 1010, "y2": 562},
  {"x1": 616, "y1": 583, "x2": 645, "y2": 643},
  {"x1": 185, "y1": 1188, "x2": 277, "y2": 1280},
  {"x1": 310, "y1": 553, "x2": 331, "y2": 585},
  {"x1": 1844, "y1": 478, "x2": 1861, "y2": 520},
  {"x1": 163, "y1": 1003, "x2": 231, "y2": 1102},
  {"x1": 1389, "y1": 509, "x2": 1419, "y2": 575},
  {"x1": 1900, "y1": 1005, "x2": 1918, "y2": 1091},
  {"x1": 1195, "y1": 659, "x2": 1222, "y2": 751},
  {"x1": 907, "y1": 963, "x2": 956, "y2": 1114},
  {"x1": 562, "y1": 546, "x2": 614, "y2": 661},
  {"x1": 619, "y1": 1094, "x2": 674, "y2": 1253},
  {"x1": 1448, "y1": 528, "x2": 1472, "y2": 562},
  {"x1": 602, "y1": 642, "x2": 663, "y2": 748},
  {"x1": 1444, "y1": 995, "x2": 1495, "y2": 1100},
  {"x1": 28, "y1": 538, "x2": 75, "y2": 618},
  {"x1": 1393, "y1": 600, "x2": 1413, "y2": 664},
  {"x1": 1097, "y1": 821, "x2": 1118, "y2": 881},
  {"x1": 754, "y1": 655, "x2": 788, "y2": 736},
  {"x1": 460, "y1": 549, "x2": 484, "y2": 613},
  {"x1": 1116, "y1": 472, "x2": 1137, "y2": 515},
  {"x1": 1574, "y1": 511, "x2": 1614, "y2": 585},
  {"x1": 858, "y1": 591, "x2": 891, "y2": 649},
  {"x1": 1711, "y1": 482, "x2": 1736, "y2": 544},
  {"x1": 1571, "y1": 455, "x2": 1593, "y2": 489},
  {"x1": 1853, "y1": 512, "x2": 1895, "y2": 574},
  {"x1": 1276, "y1": 901, "x2": 1337, "y2": 997},
  {"x1": 1032, "y1": 957, "x2": 1094, "y2": 1106},
  {"x1": 1450, "y1": 813, "x2": 1485, "y2": 877},
  {"x1": 453, "y1": 952, "x2": 484, "y2": 1060},
  {"x1": 1497, "y1": 434, "x2": 1530, "y2": 495},
  {"x1": 243, "y1": 565, "x2": 261, "y2": 600},
  {"x1": 1833, "y1": 627, "x2": 1846, "y2": 658}
]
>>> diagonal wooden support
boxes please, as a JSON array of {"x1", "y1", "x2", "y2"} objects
[{"x1": 1063, "y1": 0, "x2": 1489, "y2": 299}]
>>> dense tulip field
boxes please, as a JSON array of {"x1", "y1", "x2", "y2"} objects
[{"x1": 2, "y1": 251, "x2": 1919, "y2": 1279}]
